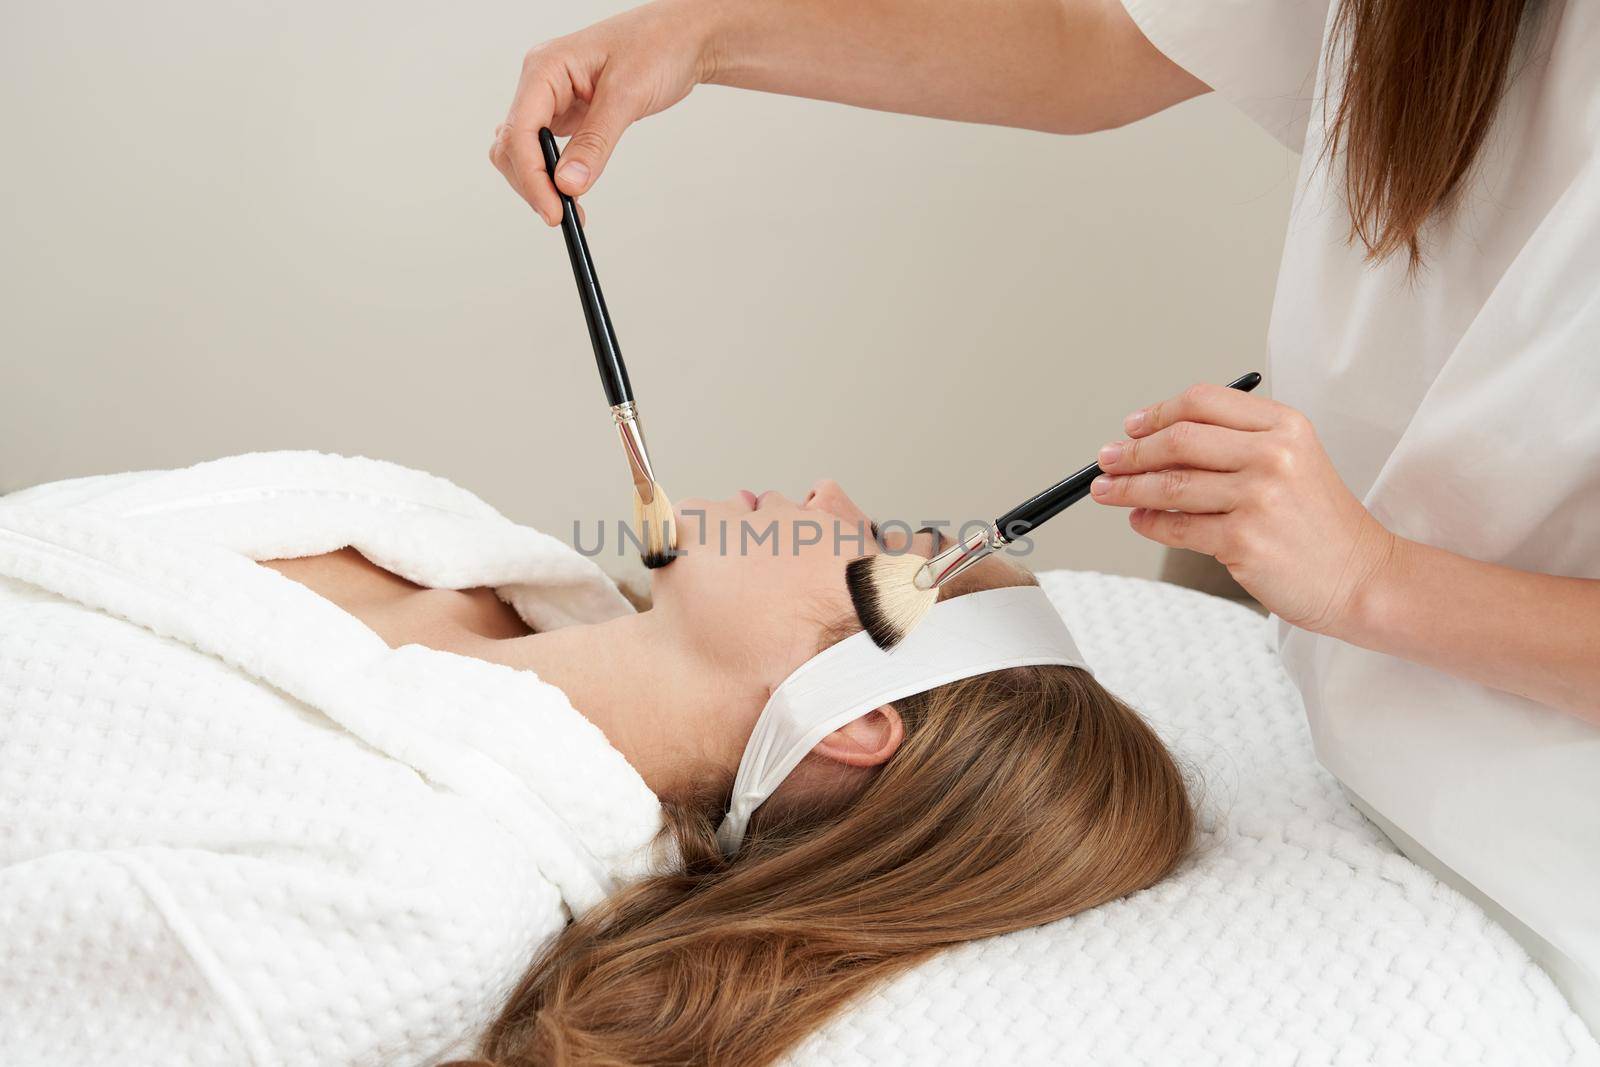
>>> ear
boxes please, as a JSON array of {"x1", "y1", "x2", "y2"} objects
[{"x1": 811, "y1": 704, "x2": 905, "y2": 769}]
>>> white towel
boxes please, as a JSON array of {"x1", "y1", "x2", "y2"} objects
[{"x1": 0, "y1": 451, "x2": 664, "y2": 1066}]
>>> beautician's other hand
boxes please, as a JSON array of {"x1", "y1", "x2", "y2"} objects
[
  {"x1": 491, "y1": 0, "x2": 711, "y2": 225},
  {"x1": 1089, "y1": 383, "x2": 1398, "y2": 638}
]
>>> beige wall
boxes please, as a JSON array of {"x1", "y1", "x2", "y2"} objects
[{"x1": 0, "y1": 1, "x2": 1297, "y2": 581}]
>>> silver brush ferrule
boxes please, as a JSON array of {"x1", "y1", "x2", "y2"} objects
[
  {"x1": 610, "y1": 401, "x2": 658, "y2": 502},
  {"x1": 914, "y1": 523, "x2": 1005, "y2": 590}
]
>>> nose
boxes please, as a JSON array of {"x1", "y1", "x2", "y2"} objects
[
  {"x1": 803, "y1": 478, "x2": 837, "y2": 508},
  {"x1": 804, "y1": 478, "x2": 867, "y2": 524}
]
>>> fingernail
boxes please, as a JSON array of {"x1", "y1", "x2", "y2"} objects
[
  {"x1": 1125, "y1": 409, "x2": 1148, "y2": 433},
  {"x1": 1098, "y1": 442, "x2": 1124, "y2": 465},
  {"x1": 1091, "y1": 475, "x2": 1114, "y2": 496},
  {"x1": 555, "y1": 161, "x2": 589, "y2": 188}
]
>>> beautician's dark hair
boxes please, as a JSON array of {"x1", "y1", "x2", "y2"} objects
[
  {"x1": 1326, "y1": 0, "x2": 1533, "y2": 269},
  {"x1": 447, "y1": 581, "x2": 1194, "y2": 1067}
]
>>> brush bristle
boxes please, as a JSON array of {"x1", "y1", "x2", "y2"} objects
[
  {"x1": 634, "y1": 485, "x2": 679, "y2": 570},
  {"x1": 845, "y1": 553, "x2": 938, "y2": 650}
]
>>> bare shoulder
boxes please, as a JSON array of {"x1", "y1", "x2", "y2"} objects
[{"x1": 259, "y1": 547, "x2": 420, "y2": 604}]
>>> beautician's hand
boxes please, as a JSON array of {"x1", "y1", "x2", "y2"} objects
[
  {"x1": 1088, "y1": 382, "x2": 1399, "y2": 638},
  {"x1": 491, "y1": 0, "x2": 712, "y2": 225}
]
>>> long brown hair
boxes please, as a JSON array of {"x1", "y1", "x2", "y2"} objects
[
  {"x1": 1325, "y1": 0, "x2": 1532, "y2": 269},
  {"x1": 453, "y1": 593, "x2": 1194, "y2": 1066}
]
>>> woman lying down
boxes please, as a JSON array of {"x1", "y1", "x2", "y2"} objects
[{"x1": 0, "y1": 451, "x2": 1192, "y2": 1066}]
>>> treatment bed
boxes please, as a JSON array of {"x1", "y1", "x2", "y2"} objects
[
  {"x1": 0, "y1": 453, "x2": 1593, "y2": 1065},
  {"x1": 786, "y1": 569, "x2": 1597, "y2": 1066}
]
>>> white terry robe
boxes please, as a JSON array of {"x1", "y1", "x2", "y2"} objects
[{"x1": 0, "y1": 451, "x2": 666, "y2": 1066}]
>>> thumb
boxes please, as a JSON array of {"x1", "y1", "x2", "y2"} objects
[{"x1": 553, "y1": 81, "x2": 640, "y2": 196}]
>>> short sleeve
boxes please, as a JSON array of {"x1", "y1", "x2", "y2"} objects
[{"x1": 1120, "y1": 0, "x2": 1335, "y2": 153}]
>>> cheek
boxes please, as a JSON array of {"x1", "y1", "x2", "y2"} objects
[
  {"x1": 654, "y1": 540, "x2": 773, "y2": 616},
  {"x1": 651, "y1": 517, "x2": 855, "y2": 642},
  {"x1": 788, "y1": 545, "x2": 855, "y2": 619}
]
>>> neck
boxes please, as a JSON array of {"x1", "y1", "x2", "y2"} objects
[{"x1": 463, "y1": 608, "x2": 755, "y2": 799}]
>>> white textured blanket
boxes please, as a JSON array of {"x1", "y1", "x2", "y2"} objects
[
  {"x1": 2, "y1": 453, "x2": 1594, "y2": 1066},
  {"x1": 0, "y1": 452, "x2": 663, "y2": 1065}
]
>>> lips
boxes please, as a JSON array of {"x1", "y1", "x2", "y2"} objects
[{"x1": 738, "y1": 489, "x2": 759, "y2": 510}]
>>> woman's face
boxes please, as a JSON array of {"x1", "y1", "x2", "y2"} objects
[{"x1": 652, "y1": 479, "x2": 1026, "y2": 680}]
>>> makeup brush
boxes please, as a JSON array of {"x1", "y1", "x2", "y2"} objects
[
  {"x1": 537, "y1": 127, "x2": 678, "y2": 569},
  {"x1": 847, "y1": 372, "x2": 1262, "y2": 649}
]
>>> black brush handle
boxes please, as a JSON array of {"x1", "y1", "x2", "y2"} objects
[
  {"x1": 995, "y1": 371, "x2": 1262, "y2": 540},
  {"x1": 538, "y1": 127, "x2": 632, "y2": 408}
]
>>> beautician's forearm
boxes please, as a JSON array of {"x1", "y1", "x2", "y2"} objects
[
  {"x1": 699, "y1": 0, "x2": 1207, "y2": 134},
  {"x1": 496, "y1": 0, "x2": 1205, "y2": 219},
  {"x1": 1346, "y1": 538, "x2": 1600, "y2": 721}
]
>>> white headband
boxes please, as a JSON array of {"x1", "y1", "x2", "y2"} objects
[{"x1": 715, "y1": 585, "x2": 1091, "y2": 853}]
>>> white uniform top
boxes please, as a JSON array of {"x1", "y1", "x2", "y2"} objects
[{"x1": 1121, "y1": 0, "x2": 1600, "y2": 1025}]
